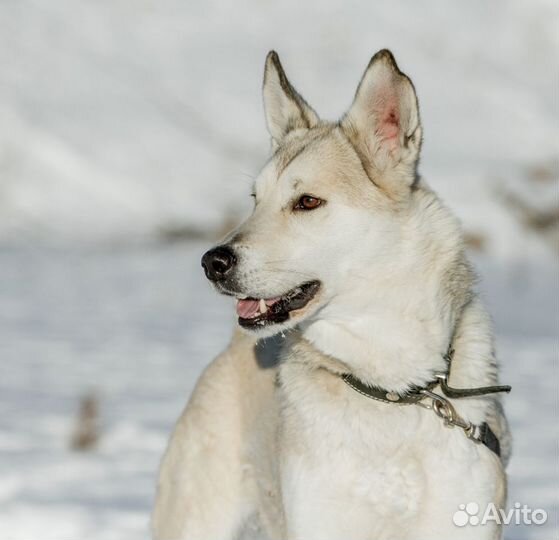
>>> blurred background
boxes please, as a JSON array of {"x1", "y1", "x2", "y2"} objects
[{"x1": 0, "y1": 0, "x2": 557, "y2": 539}]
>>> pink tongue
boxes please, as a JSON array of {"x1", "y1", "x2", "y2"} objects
[
  {"x1": 236, "y1": 297, "x2": 282, "y2": 319},
  {"x1": 237, "y1": 299, "x2": 260, "y2": 319}
]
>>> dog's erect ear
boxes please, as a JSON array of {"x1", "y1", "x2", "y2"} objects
[
  {"x1": 342, "y1": 50, "x2": 422, "y2": 192},
  {"x1": 263, "y1": 51, "x2": 319, "y2": 146}
]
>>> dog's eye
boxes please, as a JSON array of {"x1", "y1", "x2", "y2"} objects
[{"x1": 294, "y1": 195, "x2": 323, "y2": 211}]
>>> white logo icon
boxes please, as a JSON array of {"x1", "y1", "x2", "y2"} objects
[{"x1": 453, "y1": 502, "x2": 480, "y2": 527}]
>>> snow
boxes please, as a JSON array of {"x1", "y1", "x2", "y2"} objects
[
  {"x1": 0, "y1": 245, "x2": 233, "y2": 540},
  {"x1": 0, "y1": 0, "x2": 557, "y2": 538}
]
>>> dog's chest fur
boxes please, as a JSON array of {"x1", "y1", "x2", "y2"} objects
[{"x1": 272, "y1": 338, "x2": 503, "y2": 539}]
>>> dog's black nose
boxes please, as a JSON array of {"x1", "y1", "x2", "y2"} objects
[{"x1": 201, "y1": 246, "x2": 236, "y2": 282}]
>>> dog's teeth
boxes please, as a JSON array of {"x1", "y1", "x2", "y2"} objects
[{"x1": 259, "y1": 298, "x2": 267, "y2": 314}]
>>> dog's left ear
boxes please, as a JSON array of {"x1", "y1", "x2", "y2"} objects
[
  {"x1": 263, "y1": 51, "x2": 319, "y2": 147},
  {"x1": 342, "y1": 50, "x2": 422, "y2": 194}
]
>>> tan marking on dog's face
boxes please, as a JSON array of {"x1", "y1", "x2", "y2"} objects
[
  {"x1": 269, "y1": 124, "x2": 329, "y2": 177},
  {"x1": 256, "y1": 124, "x2": 387, "y2": 211}
]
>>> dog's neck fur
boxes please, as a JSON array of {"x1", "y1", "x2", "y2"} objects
[{"x1": 298, "y1": 186, "x2": 475, "y2": 394}]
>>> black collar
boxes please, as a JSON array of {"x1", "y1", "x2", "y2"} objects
[
  {"x1": 341, "y1": 373, "x2": 439, "y2": 405},
  {"x1": 340, "y1": 348, "x2": 511, "y2": 457},
  {"x1": 341, "y1": 371, "x2": 511, "y2": 405}
]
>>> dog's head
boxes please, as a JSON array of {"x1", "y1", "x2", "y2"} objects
[{"x1": 202, "y1": 50, "x2": 424, "y2": 337}]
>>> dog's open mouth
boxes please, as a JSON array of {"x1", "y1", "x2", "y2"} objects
[{"x1": 236, "y1": 281, "x2": 321, "y2": 329}]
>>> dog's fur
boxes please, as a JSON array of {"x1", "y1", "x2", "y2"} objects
[{"x1": 152, "y1": 50, "x2": 511, "y2": 540}]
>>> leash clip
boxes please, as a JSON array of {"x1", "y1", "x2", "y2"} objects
[{"x1": 420, "y1": 389, "x2": 481, "y2": 443}]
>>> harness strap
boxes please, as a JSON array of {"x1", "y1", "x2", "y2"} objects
[
  {"x1": 479, "y1": 422, "x2": 501, "y2": 457},
  {"x1": 440, "y1": 347, "x2": 512, "y2": 399},
  {"x1": 439, "y1": 377, "x2": 511, "y2": 399}
]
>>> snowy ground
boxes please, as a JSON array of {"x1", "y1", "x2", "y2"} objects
[
  {"x1": 0, "y1": 244, "x2": 233, "y2": 540},
  {"x1": 0, "y1": 0, "x2": 557, "y2": 538}
]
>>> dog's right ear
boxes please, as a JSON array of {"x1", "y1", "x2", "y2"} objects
[{"x1": 263, "y1": 51, "x2": 319, "y2": 147}]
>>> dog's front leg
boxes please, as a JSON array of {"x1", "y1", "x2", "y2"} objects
[{"x1": 151, "y1": 352, "x2": 248, "y2": 540}]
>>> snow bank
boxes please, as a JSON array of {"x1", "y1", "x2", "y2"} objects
[{"x1": 0, "y1": 0, "x2": 557, "y2": 257}]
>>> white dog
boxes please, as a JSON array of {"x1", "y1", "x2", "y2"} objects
[{"x1": 152, "y1": 50, "x2": 511, "y2": 540}]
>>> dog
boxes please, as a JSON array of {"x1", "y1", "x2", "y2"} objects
[{"x1": 152, "y1": 49, "x2": 511, "y2": 540}]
